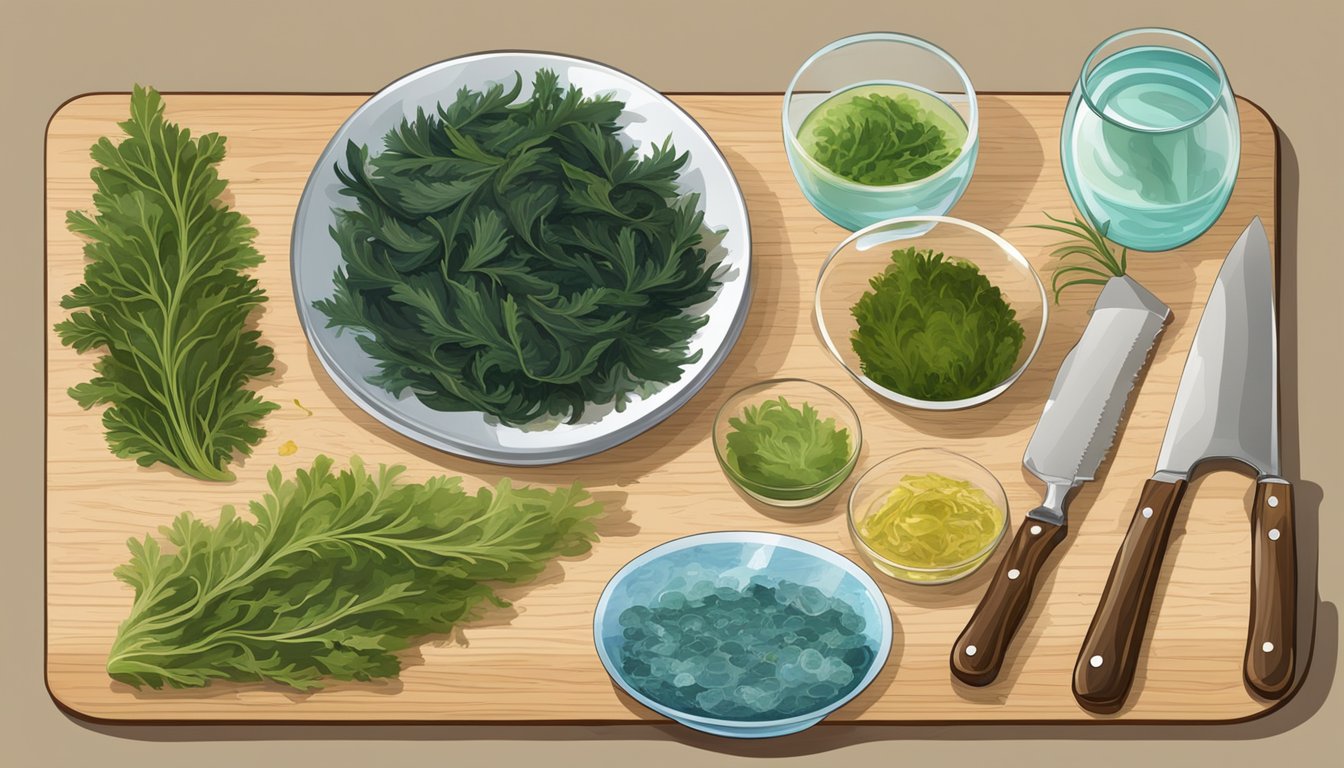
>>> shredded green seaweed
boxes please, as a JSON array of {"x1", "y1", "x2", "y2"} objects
[{"x1": 722, "y1": 396, "x2": 853, "y2": 500}]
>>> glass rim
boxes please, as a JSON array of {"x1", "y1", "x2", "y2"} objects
[
  {"x1": 846, "y1": 448, "x2": 1010, "y2": 574},
  {"x1": 1077, "y1": 26, "x2": 1231, "y2": 135},
  {"x1": 813, "y1": 216, "x2": 1049, "y2": 411},
  {"x1": 782, "y1": 31, "x2": 980, "y2": 191},
  {"x1": 712, "y1": 377, "x2": 864, "y2": 493}
]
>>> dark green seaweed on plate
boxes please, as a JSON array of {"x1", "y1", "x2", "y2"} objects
[{"x1": 316, "y1": 69, "x2": 723, "y2": 427}]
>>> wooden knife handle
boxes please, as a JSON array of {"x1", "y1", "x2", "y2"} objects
[
  {"x1": 1073, "y1": 477, "x2": 1187, "y2": 714},
  {"x1": 1245, "y1": 479, "x2": 1296, "y2": 699},
  {"x1": 951, "y1": 518, "x2": 1066, "y2": 686}
]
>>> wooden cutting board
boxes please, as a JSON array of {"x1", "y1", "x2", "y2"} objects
[{"x1": 45, "y1": 92, "x2": 1286, "y2": 724}]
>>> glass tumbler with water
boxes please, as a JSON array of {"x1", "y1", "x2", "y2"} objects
[{"x1": 1061, "y1": 28, "x2": 1240, "y2": 252}]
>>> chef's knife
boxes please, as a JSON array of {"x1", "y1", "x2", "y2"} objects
[
  {"x1": 1073, "y1": 218, "x2": 1293, "y2": 713},
  {"x1": 951, "y1": 276, "x2": 1171, "y2": 686}
]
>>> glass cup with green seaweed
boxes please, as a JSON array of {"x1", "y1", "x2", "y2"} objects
[
  {"x1": 847, "y1": 448, "x2": 1009, "y2": 584},
  {"x1": 815, "y1": 216, "x2": 1047, "y2": 410},
  {"x1": 713, "y1": 379, "x2": 862, "y2": 508},
  {"x1": 783, "y1": 32, "x2": 979, "y2": 234}
]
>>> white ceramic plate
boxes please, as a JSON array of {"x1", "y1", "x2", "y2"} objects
[{"x1": 292, "y1": 52, "x2": 751, "y2": 465}]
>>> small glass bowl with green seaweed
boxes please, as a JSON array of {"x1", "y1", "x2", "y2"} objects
[
  {"x1": 713, "y1": 379, "x2": 862, "y2": 508},
  {"x1": 783, "y1": 32, "x2": 979, "y2": 233},
  {"x1": 815, "y1": 216, "x2": 1047, "y2": 410},
  {"x1": 848, "y1": 448, "x2": 1010, "y2": 584}
]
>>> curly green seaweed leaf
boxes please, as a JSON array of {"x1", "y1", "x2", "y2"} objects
[
  {"x1": 804, "y1": 91, "x2": 962, "y2": 186},
  {"x1": 107, "y1": 455, "x2": 602, "y2": 690},
  {"x1": 55, "y1": 86, "x2": 277, "y2": 481}
]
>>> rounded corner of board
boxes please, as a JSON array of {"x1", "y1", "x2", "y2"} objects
[
  {"x1": 44, "y1": 672, "x2": 115, "y2": 726},
  {"x1": 46, "y1": 92, "x2": 123, "y2": 135},
  {"x1": 1233, "y1": 94, "x2": 1279, "y2": 135}
]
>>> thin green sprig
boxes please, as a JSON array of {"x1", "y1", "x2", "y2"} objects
[{"x1": 1029, "y1": 212, "x2": 1128, "y2": 303}]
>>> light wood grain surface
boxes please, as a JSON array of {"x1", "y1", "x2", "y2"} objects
[{"x1": 45, "y1": 93, "x2": 1280, "y2": 723}]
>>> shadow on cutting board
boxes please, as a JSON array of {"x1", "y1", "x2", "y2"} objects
[{"x1": 956, "y1": 95, "x2": 1044, "y2": 236}]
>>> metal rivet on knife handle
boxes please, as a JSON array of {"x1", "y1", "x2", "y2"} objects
[
  {"x1": 1245, "y1": 480, "x2": 1296, "y2": 699},
  {"x1": 951, "y1": 519, "x2": 1066, "y2": 687},
  {"x1": 1073, "y1": 478, "x2": 1188, "y2": 714}
]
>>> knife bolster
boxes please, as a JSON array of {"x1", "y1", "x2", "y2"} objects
[{"x1": 1028, "y1": 481, "x2": 1074, "y2": 527}]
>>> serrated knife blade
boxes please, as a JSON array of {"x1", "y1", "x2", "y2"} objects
[
  {"x1": 951, "y1": 274, "x2": 1170, "y2": 687},
  {"x1": 1024, "y1": 276, "x2": 1173, "y2": 508}
]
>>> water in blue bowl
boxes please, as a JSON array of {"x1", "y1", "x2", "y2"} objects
[{"x1": 593, "y1": 532, "x2": 892, "y2": 738}]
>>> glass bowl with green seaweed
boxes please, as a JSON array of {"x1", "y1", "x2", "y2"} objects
[
  {"x1": 783, "y1": 32, "x2": 979, "y2": 233},
  {"x1": 815, "y1": 216, "x2": 1047, "y2": 410},
  {"x1": 713, "y1": 379, "x2": 862, "y2": 508},
  {"x1": 847, "y1": 448, "x2": 1009, "y2": 584}
]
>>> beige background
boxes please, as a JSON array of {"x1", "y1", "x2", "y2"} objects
[{"x1": 3, "y1": 0, "x2": 1341, "y2": 764}]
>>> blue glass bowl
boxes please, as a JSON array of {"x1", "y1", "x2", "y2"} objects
[{"x1": 593, "y1": 532, "x2": 893, "y2": 738}]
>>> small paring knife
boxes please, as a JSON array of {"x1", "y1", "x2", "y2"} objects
[
  {"x1": 950, "y1": 276, "x2": 1171, "y2": 686},
  {"x1": 1073, "y1": 218, "x2": 1294, "y2": 714}
]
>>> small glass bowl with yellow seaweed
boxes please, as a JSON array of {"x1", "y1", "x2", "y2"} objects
[
  {"x1": 713, "y1": 379, "x2": 862, "y2": 508},
  {"x1": 847, "y1": 448, "x2": 1008, "y2": 584}
]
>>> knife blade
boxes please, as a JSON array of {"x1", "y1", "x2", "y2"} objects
[
  {"x1": 951, "y1": 276, "x2": 1170, "y2": 686},
  {"x1": 1073, "y1": 218, "x2": 1294, "y2": 713}
]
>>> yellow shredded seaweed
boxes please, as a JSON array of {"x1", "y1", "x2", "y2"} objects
[{"x1": 859, "y1": 472, "x2": 1002, "y2": 567}]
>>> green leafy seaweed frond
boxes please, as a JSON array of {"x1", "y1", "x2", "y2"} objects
[
  {"x1": 723, "y1": 396, "x2": 852, "y2": 489},
  {"x1": 106, "y1": 456, "x2": 603, "y2": 690},
  {"x1": 55, "y1": 85, "x2": 277, "y2": 481},
  {"x1": 806, "y1": 91, "x2": 962, "y2": 186}
]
